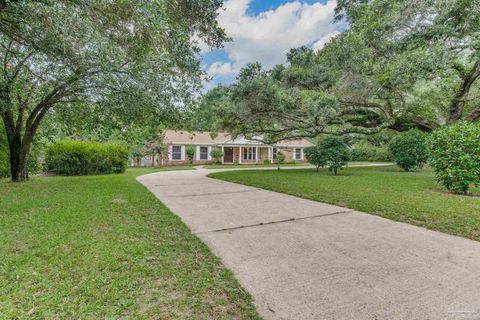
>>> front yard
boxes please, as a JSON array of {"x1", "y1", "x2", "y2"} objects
[
  {"x1": 203, "y1": 161, "x2": 390, "y2": 169},
  {"x1": 0, "y1": 168, "x2": 259, "y2": 319},
  {"x1": 209, "y1": 166, "x2": 480, "y2": 241}
]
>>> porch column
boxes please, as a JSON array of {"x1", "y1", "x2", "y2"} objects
[
  {"x1": 255, "y1": 146, "x2": 259, "y2": 162},
  {"x1": 268, "y1": 147, "x2": 273, "y2": 160},
  {"x1": 239, "y1": 146, "x2": 242, "y2": 164},
  {"x1": 221, "y1": 145, "x2": 224, "y2": 164}
]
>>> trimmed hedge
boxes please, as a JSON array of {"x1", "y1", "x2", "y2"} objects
[
  {"x1": 44, "y1": 140, "x2": 129, "y2": 176},
  {"x1": 350, "y1": 144, "x2": 393, "y2": 162}
]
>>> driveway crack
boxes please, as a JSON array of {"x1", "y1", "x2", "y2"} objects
[
  {"x1": 168, "y1": 189, "x2": 261, "y2": 198},
  {"x1": 195, "y1": 210, "x2": 354, "y2": 234}
]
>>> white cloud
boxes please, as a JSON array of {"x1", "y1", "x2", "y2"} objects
[
  {"x1": 217, "y1": 0, "x2": 340, "y2": 68},
  {"x1": 312, "y1": 30, "x2": 340, "y2": 51},
  {"x1": 207, "y1": 61, "x2": 236, "y2": 77}
]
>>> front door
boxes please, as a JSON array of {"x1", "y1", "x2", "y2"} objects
[{"x1": 224, "y1": 147, "x2": 233, "y2": 163}]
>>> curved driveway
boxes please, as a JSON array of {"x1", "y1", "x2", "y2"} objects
[{"x1": 138, "y1": 166, "x2": 480, "y2": 320}]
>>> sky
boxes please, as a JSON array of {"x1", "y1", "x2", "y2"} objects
[{"x1": 200, "y1": 0, "x2": 345, "y2": 90}]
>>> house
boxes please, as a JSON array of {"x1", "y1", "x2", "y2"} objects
[{"x1": 153, "y1": 129, "x2": 314, "y2": 165}]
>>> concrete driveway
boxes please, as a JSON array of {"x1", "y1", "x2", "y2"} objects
[{"x1": 138, "y1": 167, "x2": 480, "y2": 320}]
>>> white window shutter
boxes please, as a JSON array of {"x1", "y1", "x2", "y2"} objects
[
  {"x1": 168, "y1": 145, "x2": 173, "y2": 160},
  {"x1": 181, "y1": 145, "x2": 185, "y2": 161},
  {"x1": 301, "y1": 148, "x2": 304, "y2": 160},
  {"x1": 196, "y1": 146, "x2": 200, "y2": 161},
  {"x1": 207, "y1": 146, "x2": 212, "y2": 160}
]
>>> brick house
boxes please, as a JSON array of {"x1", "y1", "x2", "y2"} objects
[{"x1": 151, "y1": 129, "x2": 314, "y2": 166}]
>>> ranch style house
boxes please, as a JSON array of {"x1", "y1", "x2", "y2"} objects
[{"x1": 140, "y1": 129, "x2": 315, "y2": 166}]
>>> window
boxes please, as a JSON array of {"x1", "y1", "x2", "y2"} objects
[
  {"x1": 172, "y1": 146, "x2": 182, "y2": 160},
  {"x1": 199, "y1": 146, "x2": 208, "y2": 160},
  {"x1": 243, "y1": 147, "x2": 256, "y2": 160},
  {"x1": 272, "y1": 148, "x2": 277, "y2": 160},
  {"x1": 294, "y1": 148, "x2": 302, "y2": 160}
]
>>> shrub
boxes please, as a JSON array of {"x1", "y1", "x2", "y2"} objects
[
  {"x1": 304, "y1": 146, "x2": 326, "y2": 172},
  {"x1": 27, "y1": 146, "x2": 42, "y2": 175},
  {"x1": 44, "y1": 140, "x2": 129, "y2": 176},
  {"x1": 320, "y1": 136, "x2": 350, "y2": 175},
  {"x1": 210, "y1": 150, "x2": 224, "y2": 164},
  {"x1": 263, "y1": 159, "x2": 271, "y2": 165},
  {"x1": 427, "y1": 121, "x2": 480, "y2": 194},
  {"x1": 275, "y1": 151, "x2": 285, "y2": 170},
  {"x1": 186, "y1": 146, "x2": 195, "y2": 164},
  {"x1": 350, "y1": 144, "x2": 393, "y2": 162},
  {"x1": 389, "y1": 129, "x2": 428, "y2": 171}
]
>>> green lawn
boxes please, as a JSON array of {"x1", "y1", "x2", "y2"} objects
[
  {"x1": 203, "y1": 161, "x2": 389, "y2": 169},
  {"x1": 0, "y1": 168, "x2": 260, "y2": 319},
  {"x1": 209, "y1": 166, "x2": 480, "y2": 241}
]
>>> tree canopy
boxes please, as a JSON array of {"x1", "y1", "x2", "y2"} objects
[
  {"x1": 0, "y1": 0, "x2": 227, "y2": 180},
  {"x1": 197, "y1": 0, "x2": 480, "y2": 142}
]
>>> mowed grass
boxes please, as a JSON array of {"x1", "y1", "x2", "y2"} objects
[
  {"x1": 0, "y1": 168, "x2": 260, "y2": 319},
  {"x1": 203, "y1": 161, "x2": 389, "y2": 169},
  {"x1": 209, "y1": 166, "x2": 480, "y2": 241}
]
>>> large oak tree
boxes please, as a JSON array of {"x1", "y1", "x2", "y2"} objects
[
  {"x1": 0, "y1": 0, "x2": 227, "y2": 181},
  {"x1": 211, "y1": 0, "x2": 479, "y2": 142}
]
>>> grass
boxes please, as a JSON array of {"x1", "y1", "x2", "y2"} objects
[
  {"x1": 203, "y1": 161, "x2": 389, "y2": 169},
  {"x1": 209, "y1": 166, "x2": 480, "y2": 241},
  {"x1": 0, "y1": 167, "x2": 260, "y2": 319},
  {"x1": 204, "y1": 162, "x2": 308, "y2": 169}
]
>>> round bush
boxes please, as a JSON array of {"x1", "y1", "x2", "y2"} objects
[
  {"x1": 320, "y1": 136, "x2": 350, "y2": 175},
  {"x1": 304, "y1": 146, "x2": 326, "y2": 171},
  {"x1": 388, "y1": 129, "x2": 428, "y2": 171},
  {"x1": 427, "y1": 121, "x2": 480, "y2": 194},
  {"x1": 44, "y1": 140, "x2": 129, "y2": 175}
]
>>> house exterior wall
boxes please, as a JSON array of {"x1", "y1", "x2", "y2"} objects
[
  {"x1": 162, "y1": 144, "x2": 218, "y2": 166},
  {"x1": 135, "y1": 143, "x2": 308, "y2": 167},
  {"x1": 279, "y1": 147, "x2": 306, "y2": 163},
  {"x1": 260, "y1": 148, "x2": 269, "y2": 162}
]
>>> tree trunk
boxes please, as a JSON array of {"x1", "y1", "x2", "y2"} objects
[
  {"x1": 468, "y1": 107, "x2": 480, "y2": 122},
  {"x1": 7, "y1": 131, "x2": 30, "y2": 181},
  {"x1": 447, "y1": 60, "x2": 480, "y2": 124}
]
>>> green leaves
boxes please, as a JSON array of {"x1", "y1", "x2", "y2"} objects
[
  {"x1": 186, "y1": 146, "x2": 196, "y2": 164},
  {"x1": 427, "y1": 121, "x2": 480, "y2": 193},
  {"x1": 44, "y1": 140, "x2": 130, "y2": 175},
  {"x1": 319, "y1": 136, "x2": 351, "y2": 175},
  {"x1": 389, "y1": 129, "x2": 428, "y2": 172},
  {"x1": 304, "y1": 146, "x2": 327, "y2": 171},
  {"x1": 1, "y1": 0, "x2": 228, "y2": 179},
  {"x1": 209, "y1": 150, "x2": 224, "y2": 164}
]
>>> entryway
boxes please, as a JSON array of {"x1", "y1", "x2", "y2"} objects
[{"x1": 223, "y1": 147, "x2": 233, "y2": 163}]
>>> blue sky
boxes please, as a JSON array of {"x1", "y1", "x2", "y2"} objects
[{"x1": 201, "y1": 0, "x2": 344, "y2": 90}]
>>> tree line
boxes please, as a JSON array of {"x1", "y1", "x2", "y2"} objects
[{"x1": 189, "y1": 0, "x2": 479, "y2": 143}]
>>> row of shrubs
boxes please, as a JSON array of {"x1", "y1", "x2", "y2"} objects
[
  {"x1": 389, "y1": 122, "x2": 480, "y2": 194},
  {"x1": 305, "y1": 121, "x2": 480, "y2": 194},
  {"x1": 44, "y1": 140, "x2": 129, "y2": 175}
]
